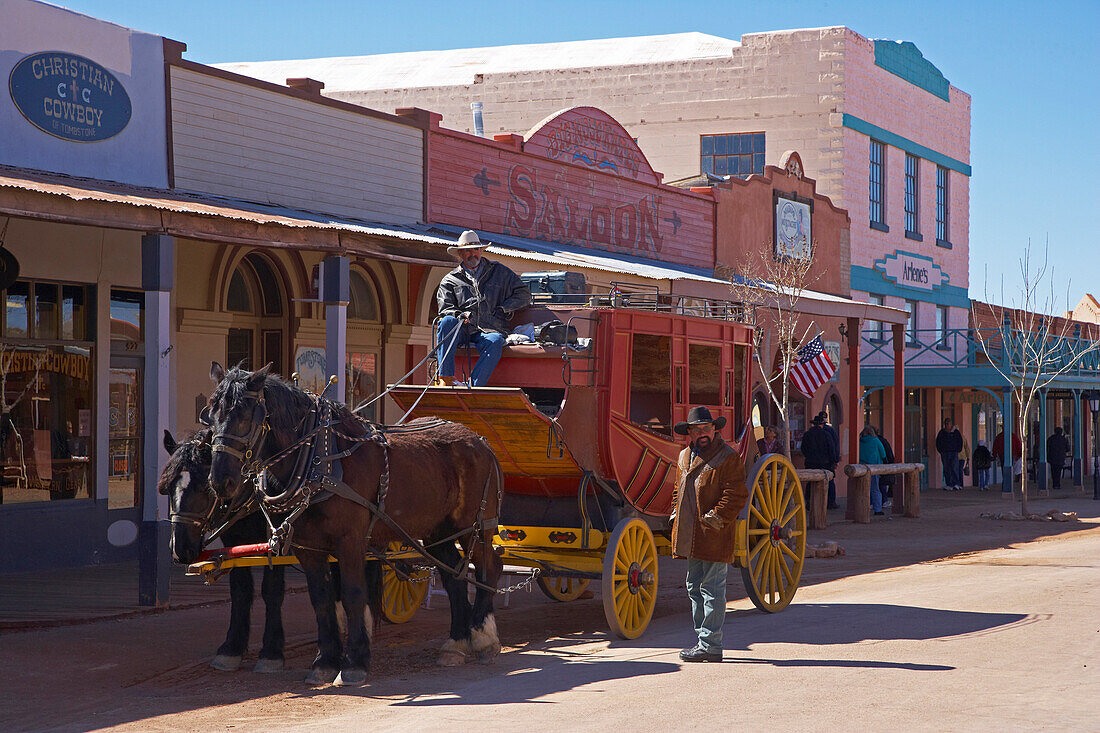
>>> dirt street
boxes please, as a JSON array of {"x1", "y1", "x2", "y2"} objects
[{"x1": 1, "y1": 492, "x2": 1098, "y2": 732}]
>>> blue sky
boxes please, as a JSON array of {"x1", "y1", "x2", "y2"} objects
[{"x1": 63, "y1": 0, "x2": 1100, "y2": 308}]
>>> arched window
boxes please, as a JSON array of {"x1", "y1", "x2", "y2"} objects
[
  {"x1": 348, "y1": 270, "x2": 379, "y2": 321},
  {"x1": 226, "y1": 254, "x2": 283, "y2": 316}
]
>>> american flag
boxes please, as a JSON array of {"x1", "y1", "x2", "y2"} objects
[{"x1": 789, "y1": 335, "x2": 836, "y2": 398}]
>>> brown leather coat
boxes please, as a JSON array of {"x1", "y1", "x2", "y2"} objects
[{"x1": 670, "y1": 437, "x2": 750, "y2": 564}]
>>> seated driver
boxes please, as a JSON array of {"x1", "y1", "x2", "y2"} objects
[{"x1": 435, "y1": 230, "x2": 531, "y2": 387}]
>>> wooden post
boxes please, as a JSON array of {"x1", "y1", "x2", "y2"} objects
[
  {"x1": 850, "y1": 474, "x2": 871, "y2": 523},
  {"x1": 892, "y1": 323, "x2": 905, "y2": 469},
  {"x1": 809, "y1": 478, "x2": 828, "y2": 530},
  {"x1": 904, "y1": 469, "x2": 921, "y2": 518},
  {"x1": 847, "y1": 316, "x2": 861, "y2": 466}
]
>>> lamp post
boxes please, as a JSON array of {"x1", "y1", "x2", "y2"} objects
[{"x1": 1090, "y1": 391, "x2": 1100, "y2": 500}]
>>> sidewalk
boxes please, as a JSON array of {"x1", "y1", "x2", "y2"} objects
[{"x1": 0, "y1": 486, "x2": 1096, "y2": 633}]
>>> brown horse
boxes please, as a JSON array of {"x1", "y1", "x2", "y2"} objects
[{"x1": 205, "y1": 362, "x2": 503, "y2": 686}]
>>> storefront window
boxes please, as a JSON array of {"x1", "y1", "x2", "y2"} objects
[
  {"x1": 1, "y1": 280, "x2": 94, "y2": 506},
  {"x1": 347, "y1": 352, "x2": 379, "y2": 421}
]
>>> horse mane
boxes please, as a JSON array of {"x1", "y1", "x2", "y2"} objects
[{"x1": 157, "y1": 428, "x2": 212, "y2": 494}]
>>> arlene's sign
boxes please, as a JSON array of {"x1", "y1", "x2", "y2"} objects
[
  {"x1": 873, "y1": 250, "x2": 949, "y2": 292},
  {"x1": 8, "y1": 51, "x2": 132, "y2": 143}
]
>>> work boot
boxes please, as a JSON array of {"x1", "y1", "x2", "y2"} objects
[{"x1": 679, "y1": 645, "x2": 722, "y2": 663}]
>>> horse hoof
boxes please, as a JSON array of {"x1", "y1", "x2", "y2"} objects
[
  {"x1": 304, "y1": 667, "x2": 339, "y2": 686},
  {"x1": 253, "y1": 658, "x2": 284, "y2": 674},
  {"x1": 335, "y1": 668, "x2": 367, "y2": 686},
  {"x1": 437, "y1": 651, "x2": 467, "y2": 667},
  {"x1": 210, "y1": 655, "x2": 242, "y2": 672},
  {"x1": 475, "y1": 648, "x2": 499, "y2": 665}
]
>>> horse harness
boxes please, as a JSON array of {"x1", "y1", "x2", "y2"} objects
[{"x1": 211, "y1": 386, "x2": 502, "y2": 593}]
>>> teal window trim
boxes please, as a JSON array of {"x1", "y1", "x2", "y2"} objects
[
  {"x1": 843, "y1": 114, "x2": 972, "y2": 177},
  {"x1": 851, "y1": 265, "x2": 971, "y2": 309}
]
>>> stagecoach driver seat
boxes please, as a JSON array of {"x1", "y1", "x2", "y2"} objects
[{"x1": 434, "y1": 230, "x2": 531, "y2": 387}]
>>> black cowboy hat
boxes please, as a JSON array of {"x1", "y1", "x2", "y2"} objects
[{"x1": 673, "y1": 406, "x2": 727, "y2": 436}]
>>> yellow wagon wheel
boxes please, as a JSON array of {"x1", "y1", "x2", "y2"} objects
[
  {"x1": 537, "y1": 576, "x2": 592, "y2": 602},
  {"x1": 602, "y1": 517, "x2": 658, "y2": 639},
  {"x1": 381, "y1": 542, "x2": 430, "y2": 624},
  {"x1": 739, "y1": 453, "x2": 806, "y2": 613}
]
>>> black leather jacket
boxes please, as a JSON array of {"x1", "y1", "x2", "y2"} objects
[{"x1": 436, "y1": 260, "x2": 531, "y2": 335}]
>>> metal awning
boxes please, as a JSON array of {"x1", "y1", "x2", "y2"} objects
[
  {"x1": 0, "y1": 165, "x2": 456, "y2": 265},
  {"x1": 429, "y1": 224, "x2": 908, "y2": 324}
]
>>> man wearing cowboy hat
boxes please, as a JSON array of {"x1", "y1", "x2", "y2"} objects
[
  {"x1": 435, "y1": 230, "x2": 531, "y2": 387},
  {"x1": 671, "y1": 406, "x2": 749, "y2": 662}
]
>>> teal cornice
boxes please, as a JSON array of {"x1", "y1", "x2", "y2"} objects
[
  {"x1": 851, "y1": 264, "x2": 970, "y2": 308},
  {"x1": 873, "y1": 40, "x2": 950, "y2": 102},
  {"x1": 842, "y1": 114, "x2": 972, "y2": 177}
]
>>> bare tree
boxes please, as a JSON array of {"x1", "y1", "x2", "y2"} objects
[
  {"x1": 730, "y1": 241, "x2": 825, "y2": 458},
  {"x1": 971, "y1": 243, "x2": 1100, "y2": 515}
]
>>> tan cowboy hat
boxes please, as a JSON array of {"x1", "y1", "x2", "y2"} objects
[{"x1": 447, "y1": 230, "x2": 487, "y2": 256}]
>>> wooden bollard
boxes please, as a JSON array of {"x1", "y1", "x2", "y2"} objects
[
  {"x1": 844, "y1": 463, "x2": 924, "y2": 523},
  {"x1": 796, "y1": 469, "x2": 832, "y2": 530},
  {"x1": 843, "y1": 464, "x2": 872, "y2": 524},
  {"x1": 904, "y1": 469, "x2": 921, "y2": 518}
]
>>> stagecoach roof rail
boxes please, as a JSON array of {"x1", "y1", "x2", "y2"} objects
[{"x1": 531, "y1": 286, "x2": 754, "y2": 324}]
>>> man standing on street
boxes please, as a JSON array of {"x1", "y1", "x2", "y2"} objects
[
  {"x1": 936, "y1": 417, "x2": 964, "y2": 491},
  {"x1": 670, "y1": 406, "x2": 750, "y2": 663},
  {"x1": 435, "y1": 230, "x2": 531, "y2": 387},
  {"x1": 801, "y1": 414, "x2": 838, "y2": 507},
  {"x1": 1046, "y1": 427, "x2": 1070, "y2": 491}
]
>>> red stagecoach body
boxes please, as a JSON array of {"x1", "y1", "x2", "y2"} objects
[{"x1": 389, "y1": 300, "x2": 754, "y2": 518}]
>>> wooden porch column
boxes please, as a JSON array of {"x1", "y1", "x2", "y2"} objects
[
  {"x1": 892, "y1": 323, "x2": 905, "y2": 468},
  {"x1": 847, "y1": 316, "x2": 861, "y2": 465},
  {"x1": 322, "y1": 255, "x2": 349, "y2": 404},
  {"x1": 140, "y1": 234, "x2": 174, "y2": 607}
]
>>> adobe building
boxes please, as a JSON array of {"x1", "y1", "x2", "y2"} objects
[{"x1": 221, "y1": 27, "x2": 973, "y2": 486}]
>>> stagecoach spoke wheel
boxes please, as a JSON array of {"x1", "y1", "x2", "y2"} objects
[
  {"x1": 537, "y1": 576, "x2": 592, "y2": 602},
  {"x1": 740, "y1": 454, "x2": 806, "y2": 613},
  {"x1": 381, "y1": 541, "x2": 431, "y2": 624},
  {"x1": 602, "y1": 518, "x2": 658, "y2": 639}
]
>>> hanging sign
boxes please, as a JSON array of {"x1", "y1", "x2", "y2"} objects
[{"x1": 8, "y1": 51, "x2": 132, "y2": 143}]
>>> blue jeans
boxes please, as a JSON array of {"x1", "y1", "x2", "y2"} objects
[
  {"x1": 870, "y1": 475, "x2": 883, "y2": 513},
  {"x1": 436, "y1": 316, "x2": 506, "y2": 387},
  {"x1": 685, "y1": 558, "x2": 727, "y2": 652},
  {"x1": 940, "y1": 451, "x2": 960, "y2": 488},
  {"x1": 977, "y1": 467, "x2": 990, "y2": 489}
]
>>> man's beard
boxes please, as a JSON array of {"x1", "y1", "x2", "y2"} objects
[{"x1": 693, "y1": 436, "x2": 713, "y2": 452}]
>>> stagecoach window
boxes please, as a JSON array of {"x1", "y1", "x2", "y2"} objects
[
  {"x1": 688, "y1": 344, "x2": 721, "y2": 406},
  {"x1": 629, "y1": 334, "x2": 672, "y2": 435}
]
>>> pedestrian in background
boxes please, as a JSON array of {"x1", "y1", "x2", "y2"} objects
[
  {"x1": 936, "y1": 417, "x2": 964, "y2": 491},
  {"x1": 801, "y1": 414, "x2": 838, "y2": 507},
  {"x1": 973, "y1": 440, "x2": 993, "y2": 491},
  {"x1": 818, "y1": 411, "x2": 841, "y2": 509},
  {"x1": 670, "y1": 406, "x2": 749, "y2": 663},
  {"x1": 874, "y1": 426, "x2": 895, "y2": 509},
  {"x1": 1046, "y1": 427, "x2": 1070, "y2": 491},
  {"x1": 858, "y1": 425, "x2": 887, "y2": 516},
  {"x1": 756, "y1": 426, "x2": 780, "y2": 457}
]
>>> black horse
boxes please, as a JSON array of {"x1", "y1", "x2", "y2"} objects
[
  {"x1": 160, "y1": 429, "x2": 287, "y2": 672},
  {"x1": 206, "y1": 362, "x2": 503, "y2": 686}
]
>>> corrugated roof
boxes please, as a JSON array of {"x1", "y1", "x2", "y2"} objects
[{"x1": 215, "y1": 32, "x2": 739, "y2": 92}]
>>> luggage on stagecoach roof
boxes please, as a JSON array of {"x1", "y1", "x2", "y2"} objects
[{"x1": 520, "y1": 271, "x2": 587, "y2": 303}]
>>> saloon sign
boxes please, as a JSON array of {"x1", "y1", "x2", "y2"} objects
[
  {"x1": 8, "y1": 51, "x2": 132, "y2": 142},
  {"x1": 873, "y1": 250, "x2": 949, "y2": 292}
]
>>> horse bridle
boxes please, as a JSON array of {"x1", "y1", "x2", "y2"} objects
[{"x1": 210, "y1": 387, "x2": 270, "y2": 481}]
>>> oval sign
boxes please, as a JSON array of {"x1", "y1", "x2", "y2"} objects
[{"x1": 8, "y1": 51, "x2": 132, "y2": 143}]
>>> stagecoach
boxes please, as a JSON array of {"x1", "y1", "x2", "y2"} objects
[
  {"x1": 386, "y1": 287, "x2": 808, "y2": 638},
  {"x1": 186, "y1": 288, "x2": 807, "y2": 641}
]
